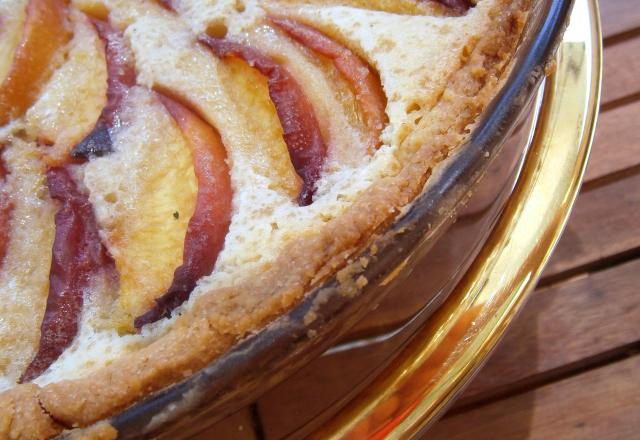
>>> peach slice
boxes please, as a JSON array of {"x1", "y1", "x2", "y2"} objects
[
  {"x1": 270, "y1": 17, "x2": 388, "y2": 152},
  {"x1": 72, "y1": 18, "x2": 136, "y2": 158},
  {"x1": 82, "y1": 87, "x2": 198, "y2": 331},
  {"x1": 0, "y1": 0, "x2": 71, "y2": 126},
  {"x1": 214, "y1": 55, "x2": 303, "y2": 199},
  {"x1": 0, "y1": 0, "x2": 28, "y2": 85},
  {"x1": 0, "y1": 141, "x2": 57, "y2": 383},
  {"x1": 134, "y1": 93, "x2": 232, "y2": 328},
  {"x1": 199, "y1": 35, "x2": 327, "y2": 206},
  {"x1": 20, "y1": 167, "x2": 115, "y2": 382},
  {"x1": 25, "y1": 10, "x2": 108, "y2": 165}
]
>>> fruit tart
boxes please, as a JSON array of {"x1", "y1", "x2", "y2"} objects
[{"x1": 0, "y1": 0, "x2": 532, "y2": 437}]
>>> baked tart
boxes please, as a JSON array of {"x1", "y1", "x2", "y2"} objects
[{"x1": 0, "y1": 0, "x2": 532, "y2": 437}]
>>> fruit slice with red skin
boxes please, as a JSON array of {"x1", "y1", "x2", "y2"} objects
[
  {"x1": 20, "y1": 167, "x2": 115, "y2": 382},
  {"x1": 429, "y1": 0, "x2": 474, "y2": 14},
  {"x1": 134, "y1": 93, "x2": 232, "y2": 328},
  {"x1": 156, "y1": 0, "x2": 175, "y2": 12},
  {"x1": 0, "y1": 156, "x2": 12, "y2": 267},
  {"x1": 199, "y1": 35, "x2": 327, "y2": 206},
  {"x1": 270, "y1": 17, "x2": 388, "y2": 152},
  {"x1": 72, "y1": 19, "x2": 136, "y2": 158},
  {"x1": 0, "y1": 0, "x2": 71, "y2": 126}
]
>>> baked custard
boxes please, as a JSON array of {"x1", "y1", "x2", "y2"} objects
[{"x1": 0, "y1": 0, "x2": 530, "y2": 437}]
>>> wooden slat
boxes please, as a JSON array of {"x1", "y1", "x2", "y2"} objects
[
  {"x1": 541, "y1": 170, "x2": 640, "y2": 280},
  {"x1": 431, "y1": 355, "x2": 640, "y2": 440},
  {"x1": 601, "y1": 37, "x2": 640, "y2": 106},
  {"x1": 600, "y1": 0, "x2": 640, "y2": 39},
  {"x1": 585, "y1": 101, "x2": 640, "y2": 182},
  {"x1": 457, "y1": 258, "x2": 640, "y2": 406}
]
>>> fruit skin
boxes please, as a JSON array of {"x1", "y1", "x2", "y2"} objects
[
  {"x1": 134, "y1": 93, "x2": 232, "y2": 328},
  {"x1": 199, "y1": 35, "x2": 327, "y2": 206},
  {"x1": 156, "y1": 0, "x2": 175, "y2": 11},
  {"x1": 0, "y1": 0, "x2": 71, "y2": 126},
  {"x1": 270, "y1": 17, "x2": 387, "y2": 152},
  {"x1": 20, "y1": 167, "x2": 114, "y2": 382},
  {"x1": 432, "y1": 0, "x2": 474, "y2": 14},
  {"x1": 0, "y1": 156, "x2": 12, "y2": 267},
  {"x1": 72, "y1": 19, "x2": 136, "y2": 158}
]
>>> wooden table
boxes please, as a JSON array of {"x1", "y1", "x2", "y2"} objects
[
  {"x1": 428, "y1": 0, "x2": 640, "y2": 437},
  {"x1": 194, "y1": 1, "x2": 640, "y2": 437}
]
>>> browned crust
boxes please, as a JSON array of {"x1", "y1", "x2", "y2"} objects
[
  {"x1": 0, "y1": 0, "x2": 530, "y2": 436},
  {"x1": 66, "y1": 422, "x2": 118, "y2": 440},
  {"x1": 0, "y1": 384, "x2": 62, "y2": 440}
]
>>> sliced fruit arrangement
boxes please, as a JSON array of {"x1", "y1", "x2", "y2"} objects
[
  {"x1": 199, "y1": 35, "x2": 327, "y2": 206},
  {"x1": 271, "y1": 0, "x2": 473, "y2": 16},
  {"x1": 197, "y1": 15, "x2": 389, "y2": 202},
  {"x1": 270, "y1": 17, "x2": 388, "y2": 152},
  {"x1": 10, "y1": 15, "x2": 137, "y2": 378},
  {"x1": 72, "y1": 18, "x2": 136, "y2": 158},
  {"x1": 0, "y1": 0, "x2": 71, "y2": 126},
  {"x1": 0, "y1": 0, "x2": 406, "y2": 381}
]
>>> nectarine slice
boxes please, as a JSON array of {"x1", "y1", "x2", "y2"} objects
[
  {"x1": 25, "y1": 10, "x2": 108, "y2": 165},
  {"x1": 20, "y1": 167, "x2": 115, "y2": 382},
  {"x1": 270, "y1": 17, "x2": 387, "y2": 152},
  {"x1": 199, "y1": 35, "x2": 327, "y2": 206},
  {"x1": 214, "y1": 55, "x2": 302, "y2": 199},
  {"x1": 135, "y1": 93, "x2": 232, "y2": 328},
  {"x1": 72, "y1": 18, "x2": 136, "y2": 158},
  {"x1": 0, "y1": 0, "x2": 28, "y2": 85},
  {"x1": 0, "y1": 0, "x2": 71, "y2": 126},
  {"x1": 0, "y1": 141, "x2": 57, "y2": 382},
  {"x1": 82, "y1": 87, "x2": 197, "y2": 331}
]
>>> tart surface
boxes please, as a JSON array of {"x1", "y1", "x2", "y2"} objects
[{"x1": 0, "y1": 0, "x2": 530, "y2": 436}]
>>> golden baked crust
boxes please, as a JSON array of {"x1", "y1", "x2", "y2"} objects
[{"x1": 0, "y1": 0, "x2": 530, "y2": 436}]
